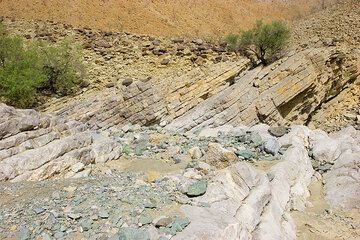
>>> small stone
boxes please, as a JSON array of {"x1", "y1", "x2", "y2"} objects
[
  {"x1": 267, "y1": 172, "x2": 275, "y2": 181},
  {"x1": 18, "y1": 226, "x2": 30, "y2": 240},
  {"x1": 268, "y1": 126, "x2": 288, "y2": 137},
  {"x1": 71, "y1": 162, "x2": 85, "y2": 173},
  {"x1": 160, "y1": 58, "x2": 170, "y2": 65},
  {"x1": 67, "y1": 213, "x2": 82, "y2": 220},
  {"x1": 154, "y1": 216, "x2": 173, "y2": 228},
  {"x1": 250, "y1": 133, "x2": 263, "y2": 146},
  {"x1": 186, "y1": 180, "x2": 207, "y2": 197},
  {"x1": 263, "y1": 138, "x2": 281, "y2": 156},
  {"x1": 173, "y1": 154, "x2": 182, "y2": 164},
  {"x1": 122, "y1": 78, "x2": 133, "y2": 87},
  {"x1": 139, "y1": 215, "x2": 153, "y2": 225},
  {"x1": 188, "y1": 147, "x2": 202, "y2": 159},
  {"x1": 98, "y1": 209, "x2": 109, "y2": 219},
  {"x1": 106, "y1": 82, "x2": 115, "y2": 88},
  {"x1": 54, "y1": 232, "x2": 65, "y2": 239},
  {"x1": 236, "y1": 149, "x2": 256, "y2": 160},
  {"x1": 52, "y1": 191, "x2": 61, "y2": 200},
  {"x1": 41, "y1": 233, "x2": 52, "y2": 240},
  {"x1": 118, "y1": 227, "x2": 150, "y2": 240},
  {"x1": 318, "y1": 163, "x2": 333, "y2": 173},
  {"x1": 80, "y1": 219, "x2": 93, "y2": 231},
  {"x1": 34, "y1": 207, "x2": 45, "y2": 214},
  {"x1": 171, "y1": 217, "x2": 191, "y2": 230}
]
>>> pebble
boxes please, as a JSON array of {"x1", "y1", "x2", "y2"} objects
[
  {"x1": 186, "y1": 180, "x2": 207, "y2": 197},
  {"x1": 154, "y1": 216, "x2": 173, "y2": 228},
  {"x1": 67, "y1": 213, "x2": 82, "y2": 220},
  {"x1": 18, "y1": 226, "x2": 30, "y2": 240},
  {"x1": 268, "y1": 126, "x2": 288, "y2": 137}
]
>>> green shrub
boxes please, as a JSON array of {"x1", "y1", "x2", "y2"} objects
[
  {"x1": 0, "y1": 30, "x2": 46, "y2": 108},
  {"x1": 37, "y1": 39, "x2": 86, "y2": 95},
  {"x1": 224, "y1": 34, "x2": 240, "y2": 52},
  {"x1": 239, "y1": 20, "x2": 290, "y2": 65},
  {"x1": 0, "y1": 23, "x2": 86, "y2": 108}
]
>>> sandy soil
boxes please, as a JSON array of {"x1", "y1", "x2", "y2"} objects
[
  {"x1": 292, "y1": 178, "x2": 360, "y2": 240},
  {"x1": 0, "y1": 0, "x2": 336, "y2": 37}
]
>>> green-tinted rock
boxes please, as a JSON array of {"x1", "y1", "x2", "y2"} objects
[
  {"x1": 80, "y1": 219, "x2": 93, "y2": 231},
  {"x1": 250, "y1": 133, "x2": 263, "y2": 146},
  {"x1": 236, "y1": 149, "x2": 256, "y2": 159},
  {"x1": 118, "y1": 227, "x2": 149, "y2": 240},
  {"x1": 171, "y1": 217, "x2": 191, "y2": 231},
  {"x1": 122, "y1": 145, "x2": 132, "y2": 155},
  {"x1": 186, "y1": 180, "x2": 207, "y2": 197},
  {"x1": 159, "y1": 226, "x2": 177, "y2": 236},
  {"x1": 19, "y1": 227, "x2": 30, "y2": 240},
  {"x1": 134, "y1": 145, "x2": 146, "y2": 156},
  {"x1": 139, "y1": 215, "x2": 153, "y2": 225}
]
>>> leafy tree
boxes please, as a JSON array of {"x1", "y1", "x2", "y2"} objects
[
  {"x1": 239, "y1": 20, "x2": 290, "y2": 65},
  {"x1": 0, "y1": 28, "x2": 45, "y2": 108},
  {"x1": 224, "y1": 33, "x2": 240, "y2": 52},
  {"x1": 0, "y1": 23, "x2": 86, "y2": 108},
  {"x1": 36, "y1": 39, "x2": 86, "y2": 95}
]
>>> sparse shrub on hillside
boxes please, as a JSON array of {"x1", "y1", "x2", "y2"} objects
[
  {"x1": 0, "y1": 23, "x2": 86, "y2": 108},
  {"x1": 224, "y1": 34, "x2": 240, "y2": 52},
  {"x1": 224, "y1": 20, "x2": 289, "y2": 66},
  {"x1": 239, "y1": 20, "x2": 290, "y2": 66},
  {"x1": 0, "y1": 26, "x2": 45, "y2": 108},
  {"x1": 36, "y1": 39, "x2": 86, "y2": 95}
]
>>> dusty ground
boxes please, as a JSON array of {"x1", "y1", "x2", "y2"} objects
[
  {"x1": 292, "y1": 179, "x2": 360, "y2": 240},
  {"x1": 0, "y1": 0, "x2": 337, "y2": 37}
]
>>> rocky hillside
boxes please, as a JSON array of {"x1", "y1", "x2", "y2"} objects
[
  {"x1": 0, "y1": 1, "x2": 359, "y2": 240},
  {"x1": 0, "y1": 0, "x2": 338, "y2": 37}
]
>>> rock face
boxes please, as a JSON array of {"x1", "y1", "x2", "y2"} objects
[
  {"x1": 39, "y1": 46, "x2": 358, "y2": 134},
  {"x1": 323, "y1": 127, "x2": 360, "y2": 209},
  {"x1": 44, "y1": 60, "x2": 250, "y2": 130},
  {"x1": 0, "y1": 104, "x2": 122, "y2": 182},
  {"x1": 166, "y1": 47, "x2": 359, "y2": 132}
]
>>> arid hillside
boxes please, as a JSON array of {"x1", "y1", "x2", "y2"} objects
[{"x1": 0, "y1": 0, "x2": 337, "y2": 37}]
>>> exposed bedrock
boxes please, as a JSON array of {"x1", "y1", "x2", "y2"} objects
[
  {"x1": 174, "y1": 127, "x2": 314, "y2": 240},
  {"x1": 0, "y1": 104, "x2": 122, "y2": 182},
  {"x1": 166, "y1": 46, "x2": 359, "y2": 132},
  {"x1": 43, "y1": 46, "x2": 358, "y2": 132}
]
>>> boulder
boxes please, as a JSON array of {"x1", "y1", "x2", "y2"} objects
[{"x1": 202, "y1": 143, "x2": 238, "y2": 168}]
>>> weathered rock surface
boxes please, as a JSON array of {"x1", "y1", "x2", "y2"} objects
[
  {"x1": 174, "y1": 137, "x2": 313, "y2": 239},
  {"x1": 0, "y1": 104, "x2": 122, "y2": 182},
  {"x1": 43, "y1": 60, "x2": 249, "y2": 130},
  {"x1": 323, "y1": 127, "x2": 360, "y2": 209},
  {"x1": 167, "y1": 47, "x2": 359, "y2": 132}
]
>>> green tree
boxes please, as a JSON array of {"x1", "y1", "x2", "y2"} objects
[
  {"x1": 0, "y1": 23, "x2": 86, "y2": 108},
  {"x1": 37, "y1": 39, "x2": 86, "y2": 95},
  {"x1": 239, "y1": 20, "x2": 290, "y2": 65},
  {"x1": 0, "y1": 27, "x2": 46, "y2": 108},
  {"x1": 224, "y1": 33, "x2": 240, "y2": 52}
]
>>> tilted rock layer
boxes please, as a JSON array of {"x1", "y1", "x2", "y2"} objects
[
  {"x1": 0, "y1": 104, "x2": 122, "y2": 182},
  {"x1": 43, "y1": 44, "x2": 358, "y2": 133}
]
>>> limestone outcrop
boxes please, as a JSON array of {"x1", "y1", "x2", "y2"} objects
[
  {"x1": 40, "y1": 45, "x2": 358, "y2": 134},
  {"x1": 44, "y1": 60, "x2": 250, "y2": 129},
  {"x1": 323, "y1": 127, "x2": 360, "y2": 209},
  {"x1": 166, "y1": 46, "x2": 359, "y2": 132},
  {"x1": 174, "y1": 127, "x2": 314, "y2": 240},
  {"x1": 0, "y1": 104, "x2": 122, "y2": 182}
]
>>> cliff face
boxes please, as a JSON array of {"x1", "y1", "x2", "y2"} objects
[{"x1": 0, "y1": 0, "x2": 335, "y2": 37}]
